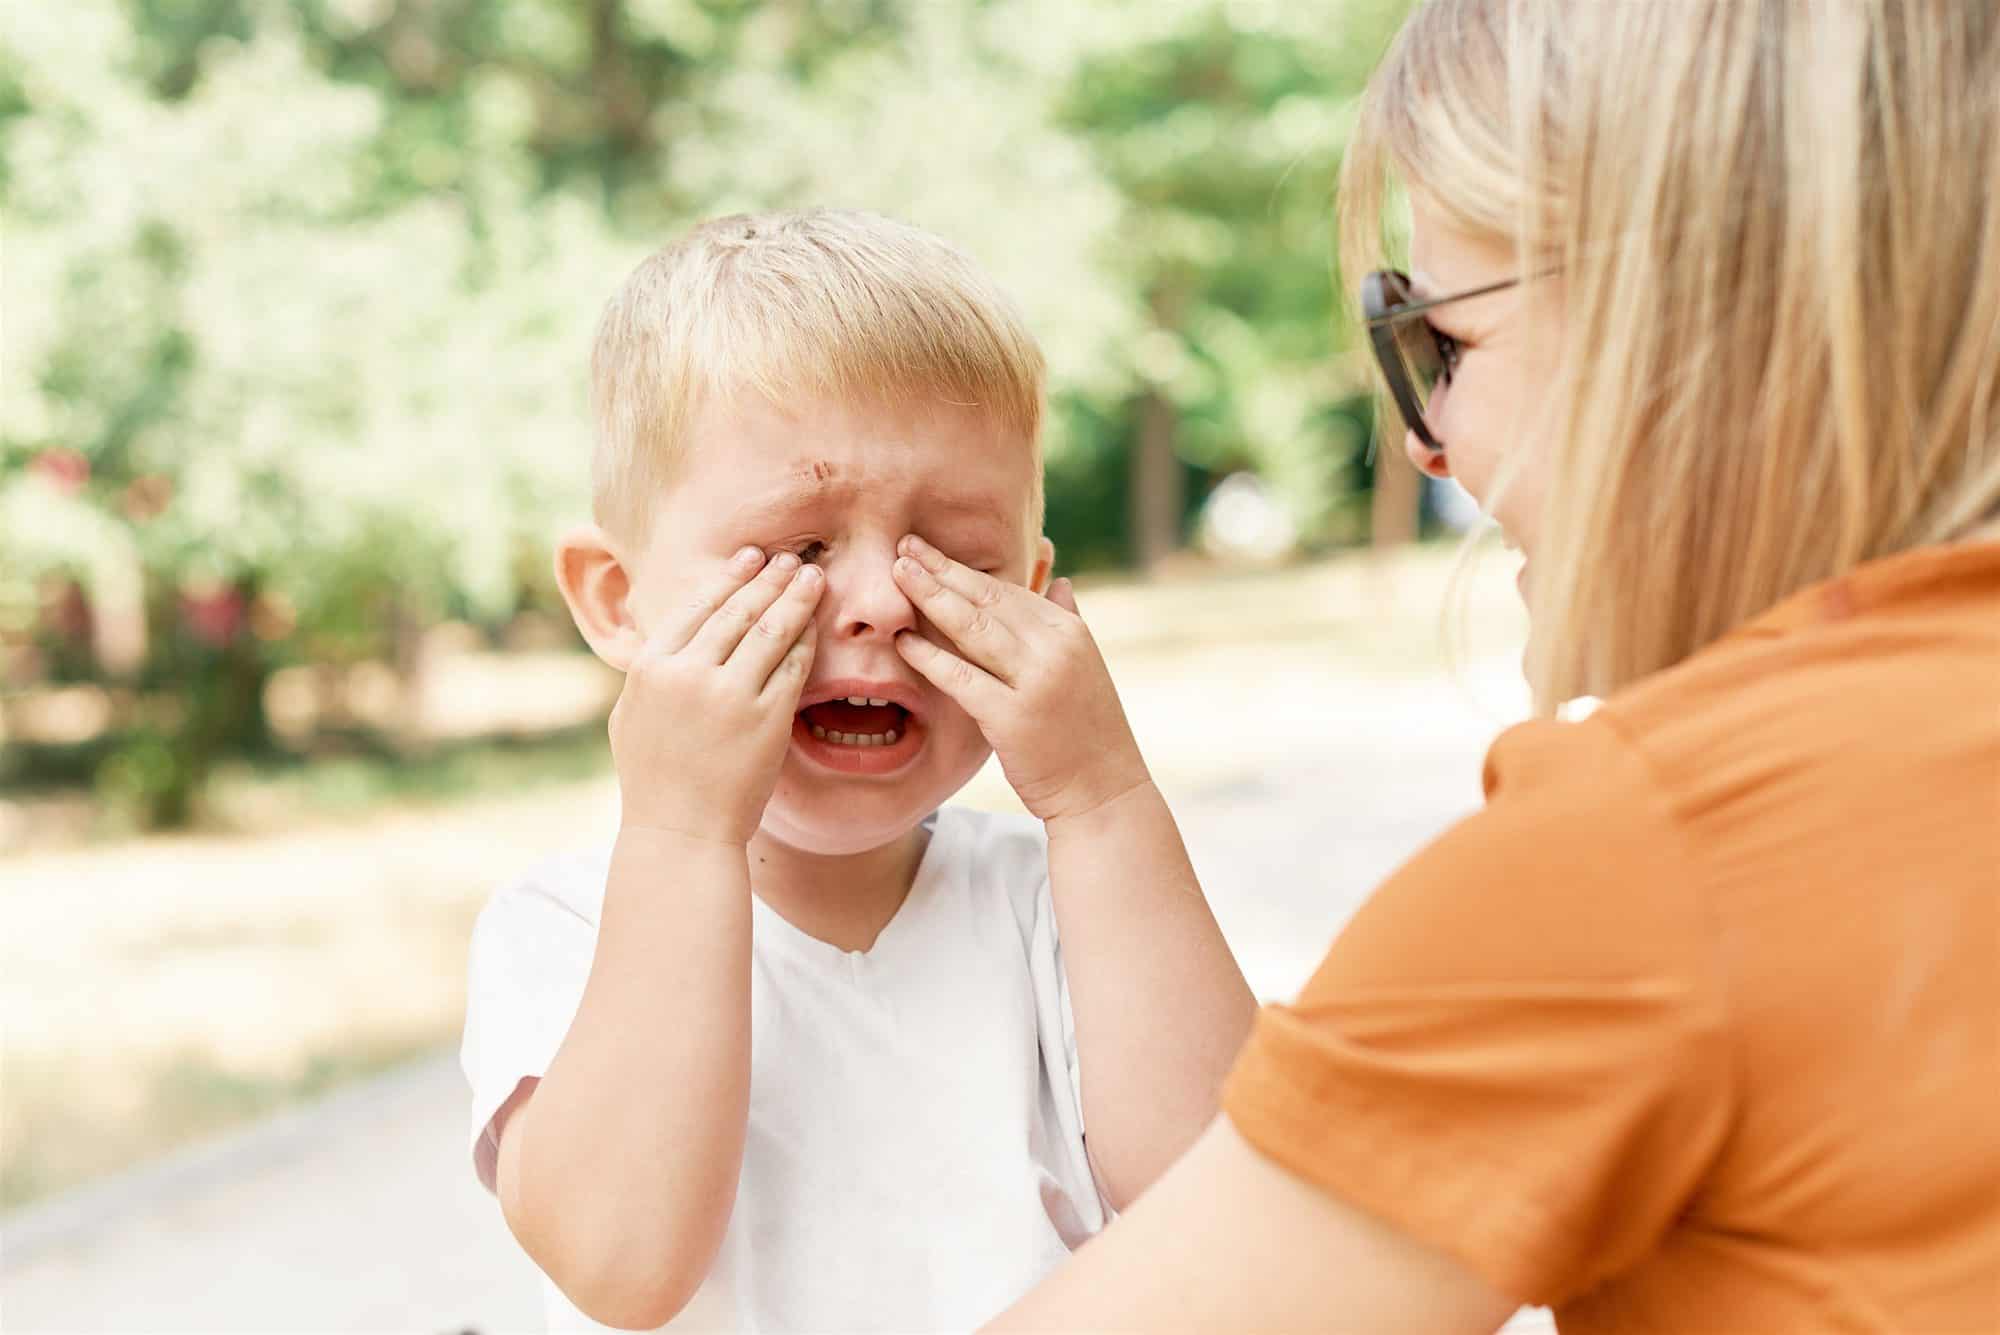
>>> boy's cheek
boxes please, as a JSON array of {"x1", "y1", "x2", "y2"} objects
[{"x1": 629, "y1": 543, "x2": 724, "y2": 616}]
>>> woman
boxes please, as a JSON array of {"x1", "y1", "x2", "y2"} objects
[{"x1": 993, "y1": 1, "x2": 1999, "y2": 1330}]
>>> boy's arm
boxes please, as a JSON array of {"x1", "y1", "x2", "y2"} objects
[
  {"x1": 891, "y1": 536, "x2": 1255, "y2": 1209},
  {"x1": 495, "y1": 546, "x2": 822, "y2": 1329},
  {"x1": 495, "y1": 828, "x2": 752, "y2": 1330},
  {"x1": 1043, "y1": 781, "x2": 1255, "y2": 1208}
]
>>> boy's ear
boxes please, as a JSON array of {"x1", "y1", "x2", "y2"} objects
[
  {"x1": 1029, "y1": 536, "x2": 1056, "y2": 596},
  {"x1": 554, "y1": 523, "x2": 644, "y2": 671}
]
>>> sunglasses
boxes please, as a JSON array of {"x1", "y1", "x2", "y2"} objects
[{"x1": 1361, "y1": 269, "x2": 1522, "y2": 454}]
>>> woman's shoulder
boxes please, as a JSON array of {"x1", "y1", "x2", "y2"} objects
[
  {"x1": 1419, "y1": 541, "x2": 2000, "y2": 1003},
  {"x1": 1592, "y1": 544, "x2": 2000, "y2": 837}
]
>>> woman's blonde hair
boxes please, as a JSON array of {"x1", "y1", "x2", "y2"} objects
[
  {"x1": 1343, "y1": 0, "x2": 2000, "y2": 711},
  {"x1": 591, "y1": 209, "x2": 1046, "y2": 542}
]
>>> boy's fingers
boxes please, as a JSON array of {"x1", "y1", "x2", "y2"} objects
[
  {"x1": 650, "y1": 546, "x2": 770, "y2": 655},
  {"x1": 896, "y1": 534, "x2": 1024, "y2": 618},
  {"x1": 894, "y1": 630, "x2": 1006, "y2": 717},
  {"x1": 893, "y1": 555, "x2": 1024, "y2": 677},
  {"x1": 729, "y1": 564, "x2": 824, "y2": 688},
  {"x1": 688, "y1": 552, "x2": 805, "y2": 663},
  {"x1": 759, "y1": 617, "x2": 818, "y2": 706},
  {"x1": 1046, "y1": 577, "x2": 1079, "y2": 616}
]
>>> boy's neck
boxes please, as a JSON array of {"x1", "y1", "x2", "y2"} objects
[{"x1": 745, "y1": 823, "x2": 931, "y2": 954}]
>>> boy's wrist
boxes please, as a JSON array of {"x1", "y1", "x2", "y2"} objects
[
  {"x1": 1040, "y1": 771, "x2": 1160, "y2": 842},
  {"x1": 615, "y1": 821, "x2": 753, "y2": 859}
]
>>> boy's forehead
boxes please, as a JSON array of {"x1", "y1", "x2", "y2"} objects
[
  {"x1": 673, "y1": 390, "x2": 1039, "y2": 528},
  {"x1": 731, "y1": 455, "x2": 1026, "y2": 525}
]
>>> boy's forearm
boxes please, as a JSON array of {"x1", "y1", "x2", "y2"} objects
[
  {"x1": 502, "y1": 826, "x2": 753, "y2": 1328},
  {"x1": 1044, "y1": 780, "x2": 1256, "y2": 1209}
]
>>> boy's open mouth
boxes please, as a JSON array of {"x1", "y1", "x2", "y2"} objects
[
  {"x1": 790, "y1": 681, "x2": 926, "y2": 775},
  {"x1": 790, "y1": 686, "x2": 926, "y2": 777},
  {"x1": 796, "y1": 697, "x2": 910, "y2": 747}
]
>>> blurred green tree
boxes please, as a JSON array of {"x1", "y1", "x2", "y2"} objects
[
  {"x1": 1, "y1": 0, "x2": 1409, "y2": 826},
  {"x1": 1055, "y1": 0, "x2": 1409, "y2": 564},
  {"x1": 2, "y1": 1, "x2": 621, "y2": 819}
]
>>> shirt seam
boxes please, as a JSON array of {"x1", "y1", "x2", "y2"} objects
[{"x1": 1589, "y1": 709, "x2": 1746, "y2": 1175}]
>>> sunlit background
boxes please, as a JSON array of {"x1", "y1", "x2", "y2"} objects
[{"x1": 1, "y1": 1, "x2": 1532, "y2": 1328}]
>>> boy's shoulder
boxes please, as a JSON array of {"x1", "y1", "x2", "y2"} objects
[
  {"x1": 939, "y1": 804, "x2": 1048, "y2": 886},
  {"x1": 482, "y1": 842, "x2": 617, "y2": 931},
  {"x1": 934, "y1": 805, "x2": 1053, "y2": 938}
]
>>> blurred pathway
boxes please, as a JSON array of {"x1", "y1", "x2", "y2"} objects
[{"x1": 5, "y1": 644, "x2": 1537, "y2": 1332}]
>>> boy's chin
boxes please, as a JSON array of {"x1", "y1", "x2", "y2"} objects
[
  {"x1": 759, "y1": 753, "x2": 989, "y2": 857},
  {"x1": 756, "y1": 799, "x2": 934, "y2": 857}
]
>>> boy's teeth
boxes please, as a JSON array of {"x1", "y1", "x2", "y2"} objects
[
  {"x1": 805, "y1": 725, "x2": 902, "y2": 747},
  {"x1": 845, "y1": 695, "x2": 868, "y2": 706},
  {"x1": 866, "y1": 697, "x2": 888, "y2": 707}
]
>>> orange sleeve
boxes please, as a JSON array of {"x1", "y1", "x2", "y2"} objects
[{"x1": 1223, "y1": 716, "x2": 1736, "y2": 1309}]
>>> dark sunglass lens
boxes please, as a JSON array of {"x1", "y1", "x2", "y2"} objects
[{"x1": 1393, "y1": 319, "x2": 1447, "y2": 399}]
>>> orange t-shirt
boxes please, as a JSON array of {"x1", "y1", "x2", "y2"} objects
[{"x1": 1224, "y1": 542, "x2": 2000, "y2": 1332}]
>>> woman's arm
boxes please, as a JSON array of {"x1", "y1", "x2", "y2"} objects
[{"x1": 987, "y1": 1116, "x2": 1518, "y2": 1334}]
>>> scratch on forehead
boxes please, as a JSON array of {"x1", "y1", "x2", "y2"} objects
[{"x1": 796, "y1": 458, "x2": 837, "y2": 485}]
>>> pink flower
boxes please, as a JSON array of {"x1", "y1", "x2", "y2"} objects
[
  {"x1": 180, "y1": 585, "x2": 248, "y2": 647},
  {"x1": 30, "y1": 449, "x2": 90, "y2": 495}
]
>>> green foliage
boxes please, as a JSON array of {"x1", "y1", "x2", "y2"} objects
[
  {"x1": 1, "y1": 0, "x2": 1409, "y2": 824},
  {"x1": 1055, "y1": 0, "x2": 1407, "y2": 540}
]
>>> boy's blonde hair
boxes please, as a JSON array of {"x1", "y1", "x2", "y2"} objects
[
  {"x1": 1343, "y1": 0, "x2": 2000, "y2": 712},
  {"x1": 590, "y1": 209, "x2": 1047, "y2": 541}
]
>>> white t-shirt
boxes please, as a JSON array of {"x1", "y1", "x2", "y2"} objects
[{"x1": 460, "y1": 806, "x2": 1110, "y2": 1333}]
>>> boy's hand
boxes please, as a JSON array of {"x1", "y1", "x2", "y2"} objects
[
  {"x1": 891, "y1": 534, "x2": 1150, "y2": 824},
  {"x1": 611, "y1": 547, "x2": 823, "y2": 845}
]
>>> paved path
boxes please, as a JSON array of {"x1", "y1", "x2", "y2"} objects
[{"x1": 3, "y1": 659, "x2": 1535, "y2": 1333}]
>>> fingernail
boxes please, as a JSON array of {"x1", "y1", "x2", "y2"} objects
[
  {"x1": 901, "y1": 534, "x2": 931, "y2": 557},
  {"x1": 734, "y1": 546, "x2": 764, "y2": 569},
  {"x1": 797, "y1": 564, "x2": 822, "y2": 585},
  {"x1": 895, "y1": 556, "x2": 922, "y2": 578},
  {"x1": 772, "y1": 551, "x2": 800, "y2": 572}
]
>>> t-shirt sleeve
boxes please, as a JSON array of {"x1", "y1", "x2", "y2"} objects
[
  {"x1": 1223, "y1": 716, "x2": 1735, "y2": 1309},
  {"x1": 1023, "y1": 839, "x2": 1117, "y2": 1225},
  {"x1": 459, "y1": 859, "x2": 602, "y2": 1194}
]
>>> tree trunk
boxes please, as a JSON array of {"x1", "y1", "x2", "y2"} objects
[
  {"x1": 1130, "y1": 388, "x2": 1183, "y2": 572},
  {"x1": 388, "y1": 597, "x2": 429, "y2": 754}
]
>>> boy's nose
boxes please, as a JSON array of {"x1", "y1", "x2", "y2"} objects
[{"x1": 824, "y1": 549, "x2": 918, "y2": 641}]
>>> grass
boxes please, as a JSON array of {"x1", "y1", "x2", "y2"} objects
[
  {"x1": 2, "y1": 1035, "x2": 443, "y2": 1209},
  {"x1": 1, "y1": 713, "x2": 615, "y2": 855},
  {"x1": 0, "y1": 543, "x2": 1526, "y2": 1212},
  {"x1": 206, "y1": 725, "x2": 613, "y2": 828}
]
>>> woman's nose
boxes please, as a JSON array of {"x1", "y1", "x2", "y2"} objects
[
  {"x1": 1404, "y1": 429, "x2": 1451, "y2": 479},
  {"x1": 824, "y1": 549, "x2": 918, "y2": 641}
]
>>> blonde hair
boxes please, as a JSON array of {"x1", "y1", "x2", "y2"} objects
[
  {"x1": 1343, "y1": 0, "x2": 2000, "y2": 712},
  {"x1": 590, "y1": 209, "x2": 1046, "y2": 541}
]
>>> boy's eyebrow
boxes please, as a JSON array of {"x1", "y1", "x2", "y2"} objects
[
  {"x1": 924, "y1": 493, "x2": 1013, "y2": 523},
  {"x1": 732, "y1": 476, "x2": 856, "y2": 524}
]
